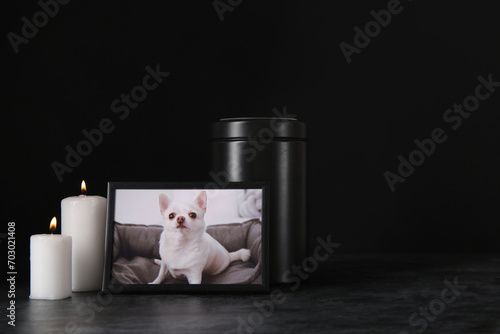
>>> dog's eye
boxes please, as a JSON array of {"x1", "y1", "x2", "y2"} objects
[
  {"x1": 168, "y1": 213, "x2": 176, "y2": 220},
  {"x1": 189, "y1": 212, "x2": 197, "y2": 219}
]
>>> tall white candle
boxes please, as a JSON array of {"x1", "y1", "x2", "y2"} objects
[
  {"x1": 30, "y1": 217, "x2": 72, "y2": 300},
  {"x1": 61, "y1": 181, "x2": 107, "y2": 291}
]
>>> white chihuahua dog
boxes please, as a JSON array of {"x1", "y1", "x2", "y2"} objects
[{"x1": 150, "y1": 191, "x2": 251, "y2": 284}]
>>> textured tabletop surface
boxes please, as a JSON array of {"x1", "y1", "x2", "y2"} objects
[{"x1": 7, "y1": 254, "x2": 500, "y2": 334}]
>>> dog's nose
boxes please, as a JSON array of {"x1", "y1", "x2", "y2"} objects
[{"x1": 177, "y1": 216, "x2": 185, "y2": 224}]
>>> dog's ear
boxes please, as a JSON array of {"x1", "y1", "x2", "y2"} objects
[
  {"x1": 159, "y1": 193, "x2": 171, "y2": 215},
  {"x1": 194, "y1": 191, "x2": 207, "y2": 212}
]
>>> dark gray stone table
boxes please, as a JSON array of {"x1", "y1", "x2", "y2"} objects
[{"x1": 6, "y1": 254, "x2": 500, "y2": 334}]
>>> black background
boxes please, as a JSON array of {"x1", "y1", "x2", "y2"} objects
[{"x1": 2, "y1": 0, "x2": 500, "y2": 278}]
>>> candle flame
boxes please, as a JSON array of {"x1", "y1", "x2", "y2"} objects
[
  {"x1": 50, "y1": 217, "x2": 57, "y2": 233},
  {"x1": 81, "y1": 180, "x2": 87, "y2": 194}
]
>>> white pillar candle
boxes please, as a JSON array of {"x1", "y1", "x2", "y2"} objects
[
  {"x1": 30, "y1": 218, "x2": 72, "y2": 300},
  {"x1": 61, "y1": 181, "x2": 107, "y2": 291}
]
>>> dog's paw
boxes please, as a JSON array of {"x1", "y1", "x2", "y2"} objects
[
  {"x1": 153, "y1": 259, "x2": 162, "y2": 266},
  {"x1": 240, "y1": 249, "x2": 251, "y2": 262},
  {"x1": 229, "y1": 248, "x2": 251, "y2": 263}
]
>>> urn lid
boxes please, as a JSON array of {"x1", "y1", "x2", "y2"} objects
[{"x1": 210, "y1": 117, "x2": 306, "y2": 140}]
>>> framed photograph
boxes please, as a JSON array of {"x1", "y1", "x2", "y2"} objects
[{"x1": 103, "y1": 182, "x2": 269, "y2": 292}]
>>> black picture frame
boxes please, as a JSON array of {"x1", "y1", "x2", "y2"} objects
[{"x1": 103, "y1": 182, "x2": 269, "y2": 293}]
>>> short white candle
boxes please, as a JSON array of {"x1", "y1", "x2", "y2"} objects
[
  {"x1": 61, "y1": 181, "x2": 107, "y2": 291},
  {"x1": 30, "y1": 217, "x2": 72, "y2": 300}
]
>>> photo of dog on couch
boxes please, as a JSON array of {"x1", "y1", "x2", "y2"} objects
[{"x1": 103, "y1": 183, "x2": 268, "y2": 291}]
